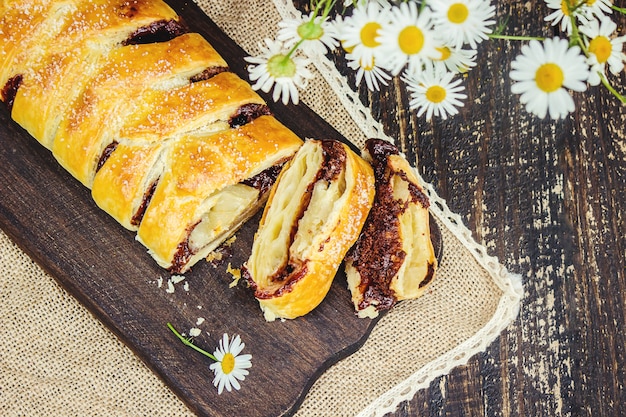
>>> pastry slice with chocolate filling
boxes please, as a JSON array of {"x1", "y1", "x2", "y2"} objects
[
  {"x1": 135, "y1": 115, "x2": 303, "y2": 274},
  {"x1": 345, "y1": 138, "x2": 438, "y2": 318},
  {"x1": 244, "y1": 139, "x2": 375, "y2": 321}
]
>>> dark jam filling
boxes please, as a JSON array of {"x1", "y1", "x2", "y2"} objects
[
  {"x1": 96, "y1": 141, "x2": 119, "y2": 172},
  {"x1": 131, "y1": 179, "x2": 158, "y2": 227},
  {"x1": 241, "y1": 163, "x2": 284, "y2": 196},
  {"x1": 170, "y1": 231, "x2": 196, "y2": 274},
  {"x1": 228, "y1": 103, "x2": 272, "y2": 128},
  {"x1": 189, "y1": 66, "x2": 229, "y2": 83},
  {"x1": 122, "y1": 19, "x2": 188, "y2": 45},
  {"x1": 346, "y1": 138, "x2": 431, "y2": 313},
  {"x1": 2, "y1": 74, "x2": 23, "y2": 112}
]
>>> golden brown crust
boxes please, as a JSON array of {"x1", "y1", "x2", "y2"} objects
[
  {"x1": 136, "y1": 115, "x2": 302, "y2": 272},
  {"x1": 51, "y1": 32, "x2": 227, "y2": 186},
  {"x1": 2, "y1": 2, "x2": 304, "y2": 274},
  {"x1": 244, "y1": 139, "x2": 375, "y2": 321},
  {"x1": 119, "y1": 72, "x2": 267, "y2": 141},
  {"x1": 2, "y1": 0, "x2": 182, "y2": 104}
]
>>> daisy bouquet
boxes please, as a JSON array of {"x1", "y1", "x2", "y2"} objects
[{"x1": 244, "y1": 0, "x2": 626, "y2": 120}]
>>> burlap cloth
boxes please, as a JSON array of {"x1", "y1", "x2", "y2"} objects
[{"x1": 0, "y1": 1, "x2": 523, "y2": 416}]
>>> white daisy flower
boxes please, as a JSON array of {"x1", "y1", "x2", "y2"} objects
[
  {"x1": 429, "y1": 0, "x2": 496, "y2": 49},
  {"x1": 403, "y1": 68, "x2": 467, "y2": 120},
  {"x1": 245, "y1": 39, "x2": 313, "y2": 105},
  {"x1": 209, "y1": 333, "x2": 252, "y2": 395},
  {"x1": 339, "y1": 1, "x2": 391, "y2": 68},
  {"x1": 579, "y1": 15, "x2": 625, "y2": 85},
  {"x1": 430, "y1": 44, "x2": 477, "y2": 74},
  {"x1": 277, "y1": 11, "x2": 339, "y2": 56},
  {"x1": 346, "y1": 53, "x2": 392, "y2": 91},
  {"x1": 510, "y1": 37, "x2": 590, "y2": 119},
  {"x1": 544, "y1": 0, "x2": 591, "y2": 35},
  {"x1": 580, "y1": 0, "x2": 614, "y2": 20},
  {"x1": 376, "y1": 2, "x2": 441, "y2": 76}
]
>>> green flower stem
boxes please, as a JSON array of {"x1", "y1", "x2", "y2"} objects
[
  {"x1": 600, "y1": 73, "x2": 626, "y2": 104},
  {"x1": 311, "y1": 0, "x2": 335, "y2": 20},
  {"x1": 612, "y1": 5, "x2": 626, "y2": 14},
  {"x1": 167, "y1": 322, "x2": 217, "y2": 361},
  {"x1": 488, "y1": 34, "x2": 545, "y2": 41},
  {"x1": 568, "y1": 14, "x2": 582, "y2": 49}
]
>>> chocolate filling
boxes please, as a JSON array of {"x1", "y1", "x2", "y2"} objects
[
  {"x1": 228, "y1": 103, "x2": 272, "y2": 128},
  {"x1": 346, "y1": 138, "x2": 431, "y2": 312},
  {"x1": 122, "y1": 19, "x2": 188, "y2": 45},
  {"x1": 319, "y1": 139, "x2": 347, "y2": 182},
  {"x1": 189, "y1": 66, "x2": 229, "y2": 83},
  {"x1": 241, "y1": 162, "x2": 284, "y2": 197},
  {"x1": 419, "y1": 263, "x2": 436, "y2": 288},
  {"x1": 170, "y1": 224, "x2": 198, "y2": 273},
  {"x1": 1, "y1": 74, "x2": 23, "y2": 112},
  {"x1": 96, "y1": 141, "x2": 119, "y2": 173},
  {"x1": 131, "y1": 179, "x2": 159, "y2": 227},
  {"x1": 246, "y1": 140, "x2": 348, "y2": 299}
]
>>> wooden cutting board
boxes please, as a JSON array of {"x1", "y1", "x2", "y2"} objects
[{"x1": 0, "y1": 1, "x2": 380, "y2": 416}]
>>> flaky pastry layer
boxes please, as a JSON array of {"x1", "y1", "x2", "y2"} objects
[{"x1": 244, "y1": 139, "x2": 375, "y2": 321}]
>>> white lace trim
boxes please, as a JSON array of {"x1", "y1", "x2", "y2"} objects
[{"x1": 272, "y1": 1, "x2": 524, "y2": 416}]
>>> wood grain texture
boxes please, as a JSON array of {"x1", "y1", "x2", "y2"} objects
[{"x1": 310, "y1": 1, "x2": 625, "y2": 416}]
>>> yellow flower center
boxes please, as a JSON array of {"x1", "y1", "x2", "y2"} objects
[
  {"x1": 560, "y1": 0, "x2": 577, "y2": 15},
  {"x1": 448, "y1": 3, "x2": 469, "y2": 24},
  {"x1": 221, "y1": 353, "x2": 235, "y2": 374},
  {"x1": 360, "y1": 22, "x2": 382, "y2": 48},
  {"x1": 426, "y1": 85, "x2": 447, "y2": 103},
  {"x1": 398, "y1": 26, "x2": 424, "y2": 55},
  {"x1": 535, "y1": 63, "x2": 564, "y2": 93},
  {"x1": 588, "y1": 36, "x2": 612, "y2": 64},
  {"x1": 435, "y1": 46, "x2": 452, "y2": 61}
]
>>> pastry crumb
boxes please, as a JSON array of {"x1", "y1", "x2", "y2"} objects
[{"x1": 227, "y1": 263, "x2": 241, "y2": 288}]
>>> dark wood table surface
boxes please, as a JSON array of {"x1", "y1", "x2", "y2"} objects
[{"x1": 300, "y1": 1, "x2": 626, "y2": 416}]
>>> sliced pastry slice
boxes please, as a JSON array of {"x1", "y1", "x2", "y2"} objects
[
  {"x1": 345, "y1": 138, "x2": 437, "y2": 318},
  {"x1": 244, "y1": 139, "x2": 375, "y2": 321},
  {"x1": 136, "y1": 115, "x2": 303, "y2": 273}
]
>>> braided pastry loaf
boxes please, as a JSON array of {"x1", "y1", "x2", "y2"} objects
[{"x1": 1, "y1": 0, "x2": 303, "y2": 273}]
